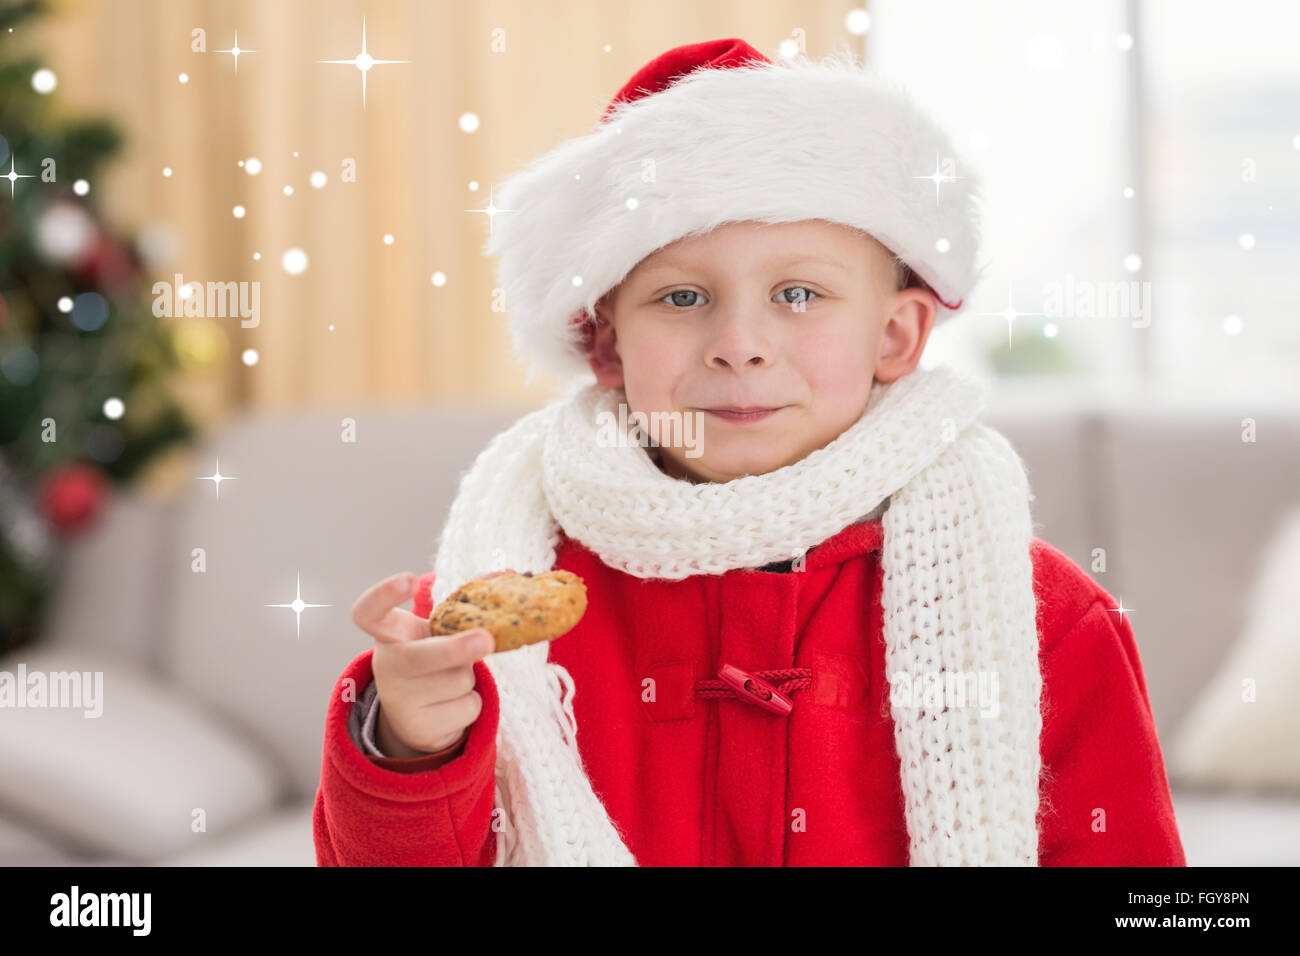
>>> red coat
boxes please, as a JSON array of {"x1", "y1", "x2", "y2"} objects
[{"x1": 314, "y1": 518, "x2": 1187, "y2": 866}]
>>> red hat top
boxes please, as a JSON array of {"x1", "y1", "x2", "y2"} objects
[{"x1": 602, "y1": 38, "x2": 772, "y2": 120}]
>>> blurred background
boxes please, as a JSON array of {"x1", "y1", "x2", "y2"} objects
[{"x1": 1, "y1": 0, "x2": 1297, "y2": 866}]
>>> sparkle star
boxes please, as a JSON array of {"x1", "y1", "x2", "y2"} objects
[
  {"x1": 216, "y1": 30, "x2": 256, "y2": 72},
  {"x1": 465, "y1": 184, "x2": 515, "y2": 237},
  {"x1": 196, "y1": 457, "x2": 237, "y2": 499},
  {"x1": 319, "y1": 17, "x2": 407, "y2": 109},
  {"x1": 1109, "y1": 598, "x2": 1135, "y2": 623},
  {"x1": 978, "y1": 289, "x2": 1042, "y2": 351},
  {"x1": 4, "y1": 157, "x2": 35, "y2": 199},
  {"x1": 913, "y1": 151, "x2": 961, "y2": 205},
  {"x1": 265, "y1": 572, "x2": 332, "y2": 640}
]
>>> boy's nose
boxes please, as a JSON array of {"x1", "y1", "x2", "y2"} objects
[
  {"x1": 711, "y1": 353, "x2": 766, "y2": 369},
  {"x1": 705, "y1": 309, "x2": 774, "y2": 369}
]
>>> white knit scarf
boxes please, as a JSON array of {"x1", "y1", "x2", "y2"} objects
[{"x1": 429, "y1": 362, "x2": 1042, "y2": 866}]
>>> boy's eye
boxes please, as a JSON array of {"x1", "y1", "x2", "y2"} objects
[
  {"x1": 660, "y1": 290, "x2": 706, "y2": 308},
  {"x1": 776, "y1": 286, "x2": 818, "y2": 305},
  {"x1": 658, "y1": 287, "x2": 819, "y2": 308}
]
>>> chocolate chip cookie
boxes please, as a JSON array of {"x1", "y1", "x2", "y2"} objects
[{"x1": 427, "y1": 569, "x2": 588, "y2": 653}]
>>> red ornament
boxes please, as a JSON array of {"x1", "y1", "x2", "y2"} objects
[
  {"x1": 76, "y1": 234, "x2": 138, "y2": 287},
  {"x1": 38, "y1": 461, "x2": 109, "y2": 535}
]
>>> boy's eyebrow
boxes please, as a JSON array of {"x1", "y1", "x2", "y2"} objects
[{"x1": 636, "y1": 254, "x2": 852, "y2": 277}]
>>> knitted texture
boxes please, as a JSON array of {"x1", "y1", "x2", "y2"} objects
[{"x1": 428, "y1": 362, "x2": 1041, "y2": 865}]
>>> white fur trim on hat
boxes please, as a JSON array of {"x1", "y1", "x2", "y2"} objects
[{"x1": 483, "y1": 48, "x2": 988, "y2": 386}]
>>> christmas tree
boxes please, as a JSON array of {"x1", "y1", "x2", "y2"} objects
[{"x1": 0, "y1": 0, "x2": 197, "y2": 652}]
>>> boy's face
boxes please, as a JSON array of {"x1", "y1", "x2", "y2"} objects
[{"x1": 586, "y1": 219, "x2": 938, "y2": 483}]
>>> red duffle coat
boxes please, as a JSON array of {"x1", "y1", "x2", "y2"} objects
[{"x1": 314, "y1": 517, "x2": 1187, "y2": 866}]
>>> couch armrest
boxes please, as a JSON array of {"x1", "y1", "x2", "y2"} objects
[{"x1": 0, "y1": 641, "x2": 285, "y2": 861}]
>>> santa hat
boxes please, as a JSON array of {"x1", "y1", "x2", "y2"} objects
[{"x1": 482, "y1": 37, "x2": 987, "y2": 386}]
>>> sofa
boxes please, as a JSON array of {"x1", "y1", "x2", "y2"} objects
[{"x1": 3, "y1": 383, "x2": 1299, "y2": 865}]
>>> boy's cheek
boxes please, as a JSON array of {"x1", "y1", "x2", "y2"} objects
[
  {"x1": 619, "y1": 338, "x2": 686, "y2": 397},
  {"x1": 790, "y1": 333, "x2": 874, "y2": 388}
]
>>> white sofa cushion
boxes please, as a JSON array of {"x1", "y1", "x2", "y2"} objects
[
  {"x1": 0, "y1": 640, "x2": 284, "y2": 861},
  {"x1": 158, "y1": 801, "x2": 315, "y2": 866},
  {"x1": 1104, "y1": 409, "x2": 1300, "y2": 742},
  {"x1": 1172, "y1": 788, "x2": 1300, "y2": 866},
  {"x1": 0, "y1": 813, "x2": 85, "y2": 866},
  {"x1": 1167, "y1": 504, "x2": 1300, "y2": 794}
]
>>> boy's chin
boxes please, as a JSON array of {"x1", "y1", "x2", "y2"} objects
[{"x1": 662, "y1": 445, "x2": 798, "y2": 483}]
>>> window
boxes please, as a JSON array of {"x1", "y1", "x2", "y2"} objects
[{"x1": 866, "y1": 0, "x2": 1299, "y2": 402}]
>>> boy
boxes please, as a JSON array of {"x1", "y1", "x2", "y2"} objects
[{"x1": 314, "y1": 38, "x2": 1186, "y2": 866}]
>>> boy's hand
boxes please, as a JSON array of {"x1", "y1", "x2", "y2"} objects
[{"x1": 352, "y1": 572, "x2": 495, "y2": 758}]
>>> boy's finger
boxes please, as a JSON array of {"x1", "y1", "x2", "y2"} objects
[
  {"x1": 367, "y1": 607, "x2": 432, "y2": 646},
  {"x1": 352, "y1": 573, "x2": 426, "y2": 644},
  {"x1": 399, "y1": 628, "x2": 495, "y2": 673}
]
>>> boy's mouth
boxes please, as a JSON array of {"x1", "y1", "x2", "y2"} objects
[{"x1": 701, "y1": 406, "x2": 786, "y2": 424}]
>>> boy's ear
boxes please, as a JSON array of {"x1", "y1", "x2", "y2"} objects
[
  {"x1": 586, "y1": 295, "x2": 625, "y2": 388},
  {"x1": 874, "y1": 287, "x2": 937, "y2": 384}
]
